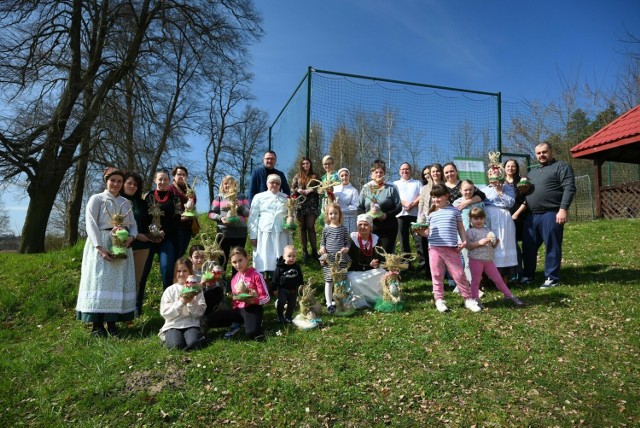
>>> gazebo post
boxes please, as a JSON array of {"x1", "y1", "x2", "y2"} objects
[{"x1": 594, "y1": 158, "x2": 604, "y2": 218}]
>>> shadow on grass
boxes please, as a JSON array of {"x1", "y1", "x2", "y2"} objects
[
  {"x1": 485, "y1": 290, "x2": 572, "y2": 309},
  {"x1": 517, "y1": 264, "x2": 640, "y2": 290}
]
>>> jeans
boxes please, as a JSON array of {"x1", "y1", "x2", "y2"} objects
[
  {"x1": 522, "y1": 211, "x2": 564, "y2": 281},
  {"x1": 138, "y1": 238, "x2": 177, "y2": 315}
]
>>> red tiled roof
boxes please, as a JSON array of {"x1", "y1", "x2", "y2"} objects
[{"x1": 571, "y1": 104, "x2": 640, "y2": 161}]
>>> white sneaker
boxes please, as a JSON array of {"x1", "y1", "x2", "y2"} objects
[
  {"x1": 435, "y1": 299, "x2": 449, "y2": 313},
  {"x1": 464, "y1": 299, "x2": 482, "y2": 312},
  {"x1": 478, "y1": 289, "x2": 485, "y2": 298},
  {"x1": 452, "y1": 286, "x2": 460, "y2": 294}
]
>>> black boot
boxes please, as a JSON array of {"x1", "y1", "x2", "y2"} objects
[
  {"x1": 106, "y1": 322, "x2": 119, "y2": 337},
  {"x1": 91, "y1": 322, "x2": 107, "y2": 338}
]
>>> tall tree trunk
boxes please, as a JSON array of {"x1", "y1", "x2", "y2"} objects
[
  {"x1": 19, "y1": 170, "x2": 66, "y2": 253},
  {"x1": 64, "y1": 88, "x2": 93, "y2": 247},
  {"x1": 64, "y1": 148, "x2": 89, "y2": 246}
]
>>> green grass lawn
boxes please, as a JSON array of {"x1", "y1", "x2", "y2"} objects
[{"x1": 1, "y1": 219, "x2": 638, "y2": 427}]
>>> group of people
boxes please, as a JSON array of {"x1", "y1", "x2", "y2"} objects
[
  {"x1": 76, "y1": 167, "x2": 198, "y2": 337},
  {"x1": 75, "y1": 142, "x2": 575, "y2": 348}
]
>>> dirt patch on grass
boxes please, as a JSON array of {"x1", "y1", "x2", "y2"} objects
[{"x1": 124, "y1": 364, "x2": 186, "y2": 395}]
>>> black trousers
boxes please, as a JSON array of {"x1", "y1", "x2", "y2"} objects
[
  {"x1": 276, "y1": 288, "x2": 297, "y2": 319},
  {"x1": 207, "y1": 305, "x2": 264, "y2": 339}
]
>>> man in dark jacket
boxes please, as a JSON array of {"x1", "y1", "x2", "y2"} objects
[{"x1": 248, "y1": 150, "x2": 290, "y2": 203}]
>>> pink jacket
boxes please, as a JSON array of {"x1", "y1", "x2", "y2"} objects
[{"x1": 230, "y1": 268, "x2": 270, "y2": 309}]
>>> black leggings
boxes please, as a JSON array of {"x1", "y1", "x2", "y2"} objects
[
  {"x1": 207, "y1": 305, "x2": 264, "y2": 339},
  {"x1": 298, "y1": 213, "x2": 317, "y2": 254},
  {"x1": 373, "y1": 216, "x2": 398, "y2": 254}
]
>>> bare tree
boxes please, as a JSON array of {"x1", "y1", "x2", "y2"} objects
[
  {"x1": 220, "y1": 106, "x2": 268, "y2": 194},
  {"x1": 0, "y1": 0, "x2": 262, "y2": 253},
  {"x1": 202, "y1": 61, "x2": 255, "y2": 202}
]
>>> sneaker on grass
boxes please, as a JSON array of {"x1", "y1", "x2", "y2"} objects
[
  {"x1": 223, "y1": 323, "x2": 241, "y2": 339},
  {"x1": 434, "y1": 299, "x2": 449, "y2": 313},
  {"x1": 540, "y1": 278, "x2": 559, "y2": 289},
  {"x1": 464, "y1": 299, "x2": 482, "y2": 313}
]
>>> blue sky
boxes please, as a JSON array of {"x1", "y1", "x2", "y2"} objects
[
  {"x1": 250, "y1": 0, "x2": 638, "y2": 115},
  {"x1": 3, "y1": 0, "x2": 639, "y2": 235}
]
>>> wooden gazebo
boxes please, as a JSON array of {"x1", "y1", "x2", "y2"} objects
[{"x1": 571, "y1": 104, "x2": 640, "y2": 218}]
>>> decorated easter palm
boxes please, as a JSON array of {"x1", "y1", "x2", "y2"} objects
[
  {"x1": 181, "y1": 177, "x2": 198, "y2": 218},
  {"x1": 327, "y1": 252, "x2": 356, "y2": 316},
  {"x1": 282, "y1": 193, "x2": 306, "y2": 230},
  {"x1": 308, "y1": 177, "x2": 340, "y2": 223},
  {"x1": 293, "y1": 279, "x2": 324, "y2": 330},
  {"x1": 105, "y1": 200, "x2": 132, "y2": 259},
  {"x1": 374, "y1": 247, "x2": 416, "y2": 312},
  {"x1": 223, "y1": 179, "x2": 241, "y2": 224},
  {"x1": 231, "y1": 275, "x2": 257, "y2": 301},
  {"x1": 147, "y1": 200, "x2": 165, "y2": 243},
  {"x1": 200, "y1": 232, "x2": 226, "y2": 289},
  {"x1": 362, "y1": 178, "x2": 386, "y2": 219}
]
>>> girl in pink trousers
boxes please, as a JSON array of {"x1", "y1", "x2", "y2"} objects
[
  {"x1": 466, "y1": 207, "x2": 524, "y2": 308},
  {"x1": 417, "y1": 184, "x2": 481, "y2": 313}
]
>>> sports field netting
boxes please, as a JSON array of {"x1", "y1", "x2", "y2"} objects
[{"x1": 269, "y1": 68, "x2": 501, "y2": 187}]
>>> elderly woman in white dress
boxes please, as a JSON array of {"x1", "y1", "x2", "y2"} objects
[
  {"x1": 248, "y1": 174, "x2": 292, "y2": 281},
  {"x1": 347, "y1": 214, "x2": 386, "y2": 305},
  {"x1": 76, "y1": 168, "x2": 138, "y2": 337},
  {"x1": 333, "y1": 167, "x2": 360, "y2": 234}
]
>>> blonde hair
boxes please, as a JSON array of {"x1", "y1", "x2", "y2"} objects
[
  {"x1": 322, "y1": 155, "x2": 334, "y2": 165},
  {"x1": 324, "y1": 202, "x2": 344, "y2": 225},
  {"x1": 221, "y1": 175, "x2": 237, "y2": 188}
]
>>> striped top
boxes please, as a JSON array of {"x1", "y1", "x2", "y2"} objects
[
  {"x1": 321, "y1": 224, "x2": 351, "y2": 257},
  {"x1": 321, "y1": 224, "x2": 351, "y2": 282},
  {"x1": 427, "y1": 205, "x2": 462, "y2": 248}
]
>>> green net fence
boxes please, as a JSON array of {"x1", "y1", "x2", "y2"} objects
[
  {"x1": 268, "y1": 67, "x2": 640, "y2": 221},
  {"x1": 269, "y1": 68, "x2": 501, "y2": 188}
]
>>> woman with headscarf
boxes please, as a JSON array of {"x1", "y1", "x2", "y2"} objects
[
  {"x1": 248, "y1": 174, "x2": 292, "y2": 280},
  {"x1": 346, "y1": 214, "x2": 386, "y2": 305},
  {"x1": 333, "y1": 167, "x2": 360, "y2": 234}
]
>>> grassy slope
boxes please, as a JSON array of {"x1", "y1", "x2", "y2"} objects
[{"x1": 0, "y1": 219, "x2": 638, "y2": 427}]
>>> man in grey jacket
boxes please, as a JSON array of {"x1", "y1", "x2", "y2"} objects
[{"x1": 521, "y1": 142, "x2": 576, "y2": 288}]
